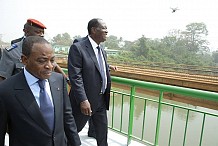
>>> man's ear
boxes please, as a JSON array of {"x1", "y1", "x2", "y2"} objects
[
  {"x1": 91, "y1": 27, "x2": 96, "y2": 34},
  {"x1": 23, "y1": 29, "x2": 29, "y2": 36},
  {"x1": 23, "y1": 29, "x2": 27, "y2": 33},
  {"x1": 21, "y1": 55, "x2": 28, "y2": 65}
]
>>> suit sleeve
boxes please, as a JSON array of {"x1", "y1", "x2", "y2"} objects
[
  {"x1": 0, "y1": 95, "x2": 7, "y2": 146},
  {"x1": 73, "y1": 39, "x2": 79, "y2": 44},
  {"x1": 62, "y1": 77, "x2": 81, "y2": 146},
  {"x1": 68, "y1": 44, "x2": 87, "y2": 104}
]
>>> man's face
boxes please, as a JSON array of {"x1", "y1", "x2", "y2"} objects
[
  {"x1": 22, "y1": 43, "x2": 55, "y2": 80},
  {"x1": 92, "y1": 20, "x2": 108, "y2": 44},
  {"x1": 25, "y1": 26, "x2": 45, "y2": 37}
]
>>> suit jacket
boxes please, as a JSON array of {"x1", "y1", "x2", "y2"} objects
[
  {"x1": 0, "y1": 71, "x2": 81, "y2": 146},
  {"x1": 68, "y1": 38, "x2": 111, "y2": 112},
  {"x1": 73, "y1": 36, "x2": 88, "y2": 44}
]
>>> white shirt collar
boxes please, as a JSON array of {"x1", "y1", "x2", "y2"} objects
[
  {"x1": 88, "y1": 35, "x2": 98, "y2": 49},
  {"x1": 23, "y1": 68, "x2": 47, "y2": 86}
]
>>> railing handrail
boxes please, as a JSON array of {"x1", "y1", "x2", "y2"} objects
[
  {"x1": 111, "y1": 76, "x2": 218, "y2": 102},
  {"x1": 63, "y1": 67, "x2": 218, "y2": 145},
  {"x1": 110, "y1": 76, "x2": 218, "y2": 146}
]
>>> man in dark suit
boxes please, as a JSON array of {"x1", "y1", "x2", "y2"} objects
[
  {"x1": 73, "y1": 36, "x2": 96, "y2": 139},
  {"x1": 72, "y1": 36, "x2": 118, "y2": 139},
  {"x1": 0, "y1": 36, "x2": 81, "y2": 146},
  {"x1": 68, "y1": 18, "x2": 111, "y2": 146}
]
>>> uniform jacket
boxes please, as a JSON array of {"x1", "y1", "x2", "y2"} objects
[
  {"x1": 11, "y1": 36, "x2": 24, "y2": 45},
  {"x1": 68, "y1": 38, "x2": 111, "y2": 112},
  {"x1": 0, "y1": 41, "x2": 24, "y2": 79},
  {"x1": 0, "y1": 71, "x2": 81, "y2": 146}
]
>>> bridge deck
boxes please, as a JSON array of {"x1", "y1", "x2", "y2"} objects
[
  {"x1": 78, "y1": 124, "x2": 145, "y2": 146},
  {"x1": 5, "y1": 124, "x2": 145, "y2": 146}
]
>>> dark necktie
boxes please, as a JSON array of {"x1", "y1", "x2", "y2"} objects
[
  {"x1": 97, "y1": 46, "x2": 106, "y2": 93},
  {"x1": 38, "y1": 79, "x2": 54, "y2": 131}
]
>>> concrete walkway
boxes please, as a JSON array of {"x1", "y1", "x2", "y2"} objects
[
  {"x1": 5, "y1": 124, "x2": 145, "y2": 146},
  {"x1": 79, "y1": 125, "x2": 145, "y2": 146}
]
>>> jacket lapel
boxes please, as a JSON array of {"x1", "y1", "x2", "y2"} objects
[
  {"x1": 83, "y1": 40, "x2": 101, "y2": 73},
  {"x1": 48, "y1": 73, "x2": 61, "y2": 131},
  {"x1": 14, "y1": 72, "x2": 51, "y2": 133},
  {"x1": 83, "y1": 40, "x2": 111, "y2": 83}
]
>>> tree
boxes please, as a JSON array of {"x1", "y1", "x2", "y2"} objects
[
  {"x1": 72, "y1": 35, "x2": 82, "y2": 41},
  {"x1": 0, "y1": 34, "x2": 2, "y2": 42},
  {"x1": 131, "y1": 36, "x2": 151, "y2": 59},
  {"x1": 0, "y1": 34, "x2": 4, "y2": 45},
  {"x1": 212, "y1": 51, "x2": 218, "y2": 64},
  {"x1": 0, "y1": 34, "x2": 10, "y2": 47},
  {"x1": 51, "y1": 33, "x2": 73, "y2": 46},
  {"x1": 122, "y1": 40, "x2": 135, "y2": 51},
  {"x1": 181, "y1": 22, "x2": 209, "y2": 53},
  {"x1": 104, "y1": 35, "x2": 120, "y2": 50}
]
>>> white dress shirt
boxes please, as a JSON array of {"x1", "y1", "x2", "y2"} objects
[
  {"x1": 23, "y1": 68, "x2": 54, "y2": 107},
  {"x1": 88, "y1": 35, "x2": 107, "y2": 90}
]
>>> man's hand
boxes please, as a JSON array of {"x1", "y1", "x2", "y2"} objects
[
  {"x1": 109, "y1": 65, "x2": 118, "y2": 71},
  {"x1": 0, "y1": 76, "x2": 5, "y2": 82},
  {"x1": 53, "y1": 62, "x2": 71, "y2": 86},
  {"x1": 65, "y1": 77, "x2": 71, "y2": 87},
  {"x1": 80, "y1": 100, "x2": 92, "y2": 116}
]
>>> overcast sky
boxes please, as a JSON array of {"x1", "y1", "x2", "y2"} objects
[{"x1": 1, "y1": 0, "x2": 218, "y2": 50}]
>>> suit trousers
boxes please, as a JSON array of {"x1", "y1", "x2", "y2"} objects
[
  {"x1": 74, "y1": 94, "x2": 108, "y2": 146},
  {"x1": 88, "y1": 117, "x2": 96, "y2": 137}
]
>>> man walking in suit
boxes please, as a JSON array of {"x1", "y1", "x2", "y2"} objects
[
  {"x1": 68, "y1": 18, "x2": 111, "y2": 146},
  {"x1": 0, "y1": 36, "x2": 81, "y2": 146},
  {"x1": 73, "y1": 36, "x2": 118, "y2": 139},
  {"x1": 72, "y1": 36, "x2": 96, "y2": 139}
]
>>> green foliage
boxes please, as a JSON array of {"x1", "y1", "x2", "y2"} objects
[
  {"x1": 131, "y1": 36, "x2": 150, "y2": 58},
  {"x1": 49, "y1": 22, "x2": 216, "y2": 68},
  {"x1": 107, "y1": 22, "x2": 216, "y2": 67},
  {"x1": 51, "y1": 32, "x2": 73, "y2": 46},
  {"x1": 104, "y1": 35, "x2": 121, "y2": 50},
  {"x1": 0, "y1": 34, "x2": 3, "y2": 44},
  {"x1": 212, "y1": 51, "x2": 218, "y2": 63},
  {"x1": 181, "y1": 22, "x2": 209, "y2": 53},
  {"x1": 0, "y1": 35, "x2": 9, "y2": 47}
]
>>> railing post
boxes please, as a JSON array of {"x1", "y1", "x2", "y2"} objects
[
  {"x1": 154, "y1": 91, "x2": 163, "y2": 146},
  {"x1": 127, "y1": 85, "x2": 136, "y2": 145}
]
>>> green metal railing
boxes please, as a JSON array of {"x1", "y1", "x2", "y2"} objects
[
  {"x1": 63, "y1": 68, "x2": 218, "y2": 146},
  {"x1": 109, "y1": 76, "x2": 218, "y2": 146}
]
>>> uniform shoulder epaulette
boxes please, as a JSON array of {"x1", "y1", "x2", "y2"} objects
[{"x1": 5, "y1": 44, "x2": 18, "y2": 52}]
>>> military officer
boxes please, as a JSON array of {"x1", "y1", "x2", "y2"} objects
[{"x1": 0, "y1": 19, "x2": 70, "y2": 84}]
